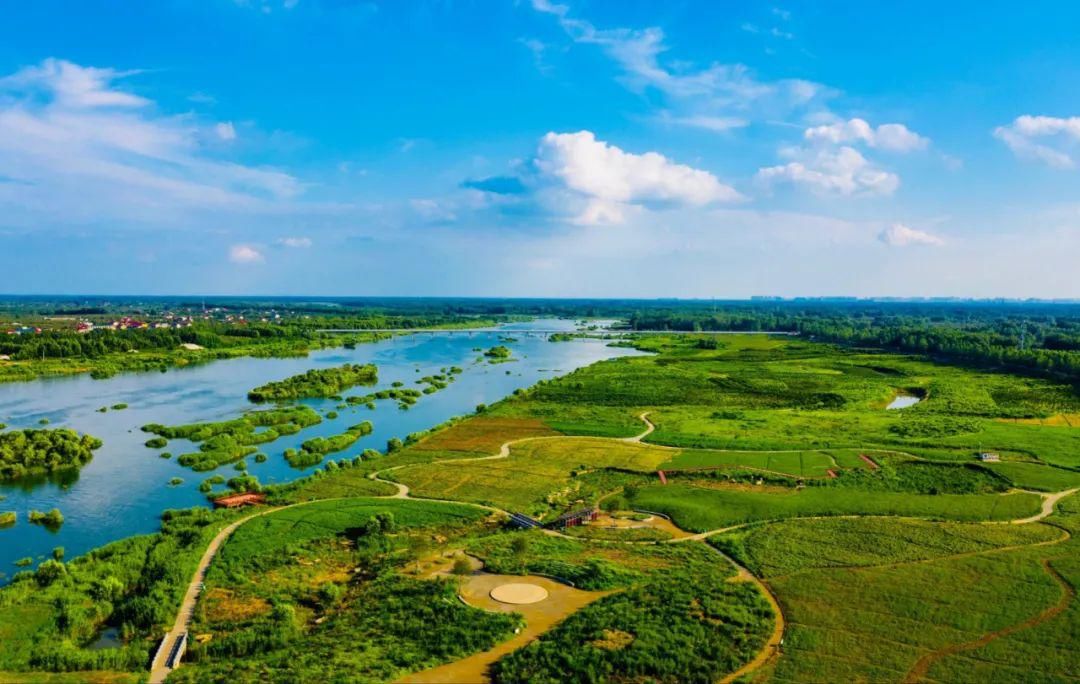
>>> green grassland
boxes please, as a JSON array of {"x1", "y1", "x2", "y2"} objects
[
  {"x1": 631, "y1": 483, "x2": 1042, "y2": 531},
  {"x1": 485, "y1": 538, "x2": 773, "y2": 684},
  {"x1": 392, "y1": 438, "x2": 672, "y2": 519},
  {"x1": 173, "y1": 498, "x2": 519, "y2": 683},
  {"x1": 711, "y1": 517, "x2": 1062, "y2": 578},
  {"x1": 5, "y1": 332, "x2": 1080, "y2": 683},
  {"x1": 718, "y1": 496, "x2": 1080, "y2": 683}
]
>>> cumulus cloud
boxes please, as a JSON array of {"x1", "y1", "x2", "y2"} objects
[
  {"x1": 994, "y1": 115, "x2": 1080, "y2": 169},
  {"x1": 878, "y1": 223, "x2": 944, "y2": 247},
  {"x1": 229, "y1": 244, "x2": 264, "y2": 263},
  {"x1": 805, "y1": 118, "x2": 929, "y2": 152},
  {"x1": 534, "y1": 130, "x2": 743, "y2": 224},
  {"x1": 277, "y1": 236, "x2": 311, "y2": 248},
  {"x1": 0, "y1": 58, "x2": 302, "y2": 227},
  {"x1": 757, "y1": 146, "x2": 899, "y2": 196}
]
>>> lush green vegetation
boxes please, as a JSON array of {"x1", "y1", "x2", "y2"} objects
[
  {"x1": 0, "y1": 507, "x2": 240, "y2": 674},
  {"x1": 484, "y1": 345, "x2": 512, "y2": 362},
  {"x1": 631, "y1": 483, "x2": 1040, "y2": 531},
  {"x1": 345, "y1": 387, "x2": 422, "y2": 409},
  {"x1": 0, "y1": 297, "x2": 506, "y2": 384},
  {"x1": 171, "y1": 498, "x2": 519, "y2": 683},
  {"x1": 143, "y1": 406, "x2": 322, "y2": 471},
  {"x1": 247, "y1": 363, "x2": 378, "y2": 402},
  {"x1": 489, "y1": 540, "x2": 772, "y2": 684},
  {"x1": 28, "y1": 509, "x2": 64, "y2": 528},
  {"x1": 5, "y1": 308, "x2": 1080, "y2": 682},
  {"x1": 0, "y1": 429, "x2": 103, "y2": 480},
  {"x1": 284, "y1": 421, "x2": 374, "y2": 467}
]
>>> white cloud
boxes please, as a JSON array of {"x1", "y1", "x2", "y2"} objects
[
  {"x1": 531, "y1": 0, "x2": 824, "y2": 112},
  {"x1": 534, "y1": 130, "x2": 743, "y2": 224},
  {"x1": 0, "y1": 59, "x2": 303, "y2": 227},
  {"x1": 410, "y1": 198, "x2": 457, "y2": 222},
  {"x1": 0, "y1": 58, "x2": 148, "y2": 109},
  {"x1": 215, "y1": 121, "x2": 237, "y2": 141},
  {"x1": 229, "y1": 244, "x2": 264, "y2": 263},
  {"x1": 994, "y1": 115, "x2": 1080, "y2": 169},
  {"x1": 805, "y1": 118, "x2": 929, "y2": 152},
  {"x1": 878, "y1": 223, "x2": 944, "y2": 247},
  {"x1": 277, "y1": 236, "x2": 311, "y2": 248},
  {"x1": 757, "y1": 146, "x2": 899, "y2": 196},
  {"x1": 663, "y1": 113, "x2": 748, "y2": 132}
]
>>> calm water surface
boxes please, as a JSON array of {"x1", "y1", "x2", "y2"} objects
[
  {"x1": 886, "y1": 394, "x2": 922, "y2": 409},
  {"x1": 0, "y1": 320, "x2": 642, "y2": 578}
]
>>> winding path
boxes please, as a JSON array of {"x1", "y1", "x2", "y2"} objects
[
  {"x1": 902, "y1": 558, "x2": 1076, "y2": 683},
  {"x1": 152, "y1": 412, "x2": 1080, "y2": 684},
  {"x1": 149, "y1": 504, "x2": 291, "y2": 683}
]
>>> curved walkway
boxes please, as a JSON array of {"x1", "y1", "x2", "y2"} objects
[
  {"x1": 1007, "y1": 487, "x2": 1079, "y2": 525},
  {"x1": 154, "y1": 412, "x2": 1080, "y2": 684},
  {"x1": 149, "y1": 503, "x2": 292, "y2": 683}
]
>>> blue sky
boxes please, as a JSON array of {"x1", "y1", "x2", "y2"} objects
[{"x1": 2, "y1": 0, "x2": 1080, "y2": 297}]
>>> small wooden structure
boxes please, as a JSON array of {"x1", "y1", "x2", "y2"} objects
[
  {"x1": 212, "y1": 492, "x2": 267, "y2": 509},
  {"x1": 547, "y1": 507, "x2": 599, "y2": 529}
]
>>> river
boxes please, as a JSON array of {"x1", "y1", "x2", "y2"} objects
[{"x1": 0, "y1": 320, "x2": 643, "y2": 577}]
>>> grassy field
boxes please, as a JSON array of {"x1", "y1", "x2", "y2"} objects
[
  {"x1": 393, "y1": 437, "x2": 672, "y2": 518},
  {"x1": 176, "y1": 497, "x2": 518, "y2": 683},
  {"x1": 6, "y1": 332, "x2": 1080, "y2": 682},
  {"x1": 631, "y1": 483, "x2": 1043, "y2": 531},
  {"x1": 470, "y1": 534, "x2": 774, "y2": 684}
]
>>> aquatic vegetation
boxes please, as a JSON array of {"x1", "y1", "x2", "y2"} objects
[
  {"x1": 345, "y1": 387, "x2": 422, "y2": 409},
  {"x1": 247, "y1": 363, "x2": 377, "y2": 402},
  {"x1": 286, "y1": 421, "x2": 374, "y2": 467},
  {"x1": 144, "y1": 406, "x2": 322, "y2": 471},
  {"x1": 28, "y1": 508, "x2": 64, "y2": 528},
  {"x1": 484, "y1": 345, "x2": 512, "y2": 362},
  {"x1": 0, "y1": 511, "x2": 15, "y2": 528},
  {"x1": 144, "y1": 437, "x2": 167, "y2": 449},
  {"x1": 0, "y1": 428, "x2": 103, "y2": 480}
]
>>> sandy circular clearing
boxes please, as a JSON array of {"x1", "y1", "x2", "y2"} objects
[{"x1": 490, "y1": 582, "x2": 549, "y2": 605}]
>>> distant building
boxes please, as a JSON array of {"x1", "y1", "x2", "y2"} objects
[
  {"x1": 212, "y1": 492, "x2": 267, "y2": 509},
  {"x1": 978, "y1": 452, "x2": 1001, "y2": 462},
  {"x1": 547, "y1": 507, "x2": 599, "y2": 529}
]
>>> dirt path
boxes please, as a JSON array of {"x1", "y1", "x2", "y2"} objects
[
  {"x1": 158, "y1": 412, "x2": 1075, "y2": 684},
  {"x1": 903, "y1": 558, "x2": 1076, "y2": 683},
  {"x1": 397, "y1": 574, "x2": 611, "y2": 683},
  {"x1": 1007, "y1": 488, "x2": 1079, "y2": 525}
]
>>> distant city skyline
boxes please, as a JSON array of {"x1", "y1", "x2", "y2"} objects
[{"x1": 2, "y1": 1, "x2": 1080, "y2": 297}]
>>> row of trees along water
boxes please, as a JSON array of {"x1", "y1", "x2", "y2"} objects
[{"x1": 625, "y1": 302, "x2": 1080, "y2": 383}]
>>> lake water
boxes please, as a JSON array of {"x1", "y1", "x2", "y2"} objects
[
  {"x1": 886, "y1": 394, "x2": 922, "y2": 410},
  {"x1": 0, "y1": 320, "x2": 643, "y2": 578}
]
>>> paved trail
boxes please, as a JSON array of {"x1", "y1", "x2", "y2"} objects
[{"x1": 149, "y1": 504, "x2": 290, "y2": 683}]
